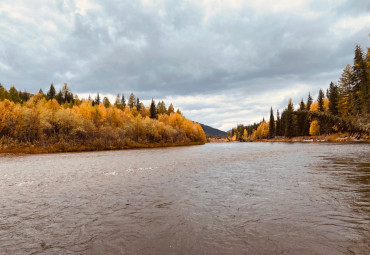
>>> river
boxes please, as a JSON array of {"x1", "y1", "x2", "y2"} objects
[{"x1": 0, "y1": 143, "x2": 369, "y2": 254}]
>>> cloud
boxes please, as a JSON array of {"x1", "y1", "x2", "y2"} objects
[{"x1": 0, "y1": 0, "x2": 369, "y2": 130}]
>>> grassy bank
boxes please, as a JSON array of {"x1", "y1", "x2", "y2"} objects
[{"x1": 0, "y1": 141, "x2": 206, "y2": 154}]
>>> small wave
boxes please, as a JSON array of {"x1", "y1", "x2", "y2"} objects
[
  {"x1": 103, "y1": 171, "x2": 117, "y2": 176},
  {"x1": 16, "y1": 181, "x2": 34, "y2": 186}
]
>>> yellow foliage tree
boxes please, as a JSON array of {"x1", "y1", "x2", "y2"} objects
[{"x1": 309, "y1": 120, "x2": 320, "y2": 136}]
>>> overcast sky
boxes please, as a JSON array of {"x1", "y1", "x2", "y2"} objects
[{"x1": 0, "y1": 0, "x2": 369, "y2": 130}]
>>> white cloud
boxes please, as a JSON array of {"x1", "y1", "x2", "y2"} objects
[{"x1": 331, "y1": 14, "x2": 370, "y2": 35}]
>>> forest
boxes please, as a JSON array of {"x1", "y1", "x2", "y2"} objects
[
  {"x1": 229, "y1": 44, "x2": 370, "y2": 142},
  {"x1": 0, "y1": 84, "x2": 206, "y2": 153}
]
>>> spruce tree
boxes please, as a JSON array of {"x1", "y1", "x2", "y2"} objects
[
  {"x1": 284, "y1": 99, "x2": 295, "y2": 138},
  {"x1": 150, "y1": 99, "x2": 157, "y2": 119},
  {"x1": 56, "y1": 90, "x2": 64, "y2": 104},
  {"x1": 8, "y1": 86, "x2": 21, "y2": 103},
  {"x1": 128, "y1": 93, "x2": 136, "y2": 109},
  {"x1": 317, "y1": 89, "x2": 325, "y2": 112},
  {"x1": 136, "y1": 98, "x2": 141, "y2": 111},
  {"x1": 167, "y1": 103, "x2": 175, "y2": 115},
  {"x1": 114, "y1": 93, "x2": 121, "y2": 106},
  {"x1": 268, "y1": 107, "x2": 275, "y2": 138},
  {"x1": 328, "y1": 82, "x2": 339, "y2": 116},
  {"x1": 276, "y1": 109, "x2": 281, "y2": 136},
  {"x1": 95, "y1": 93, "x2": 101, "y2": 105},
  {"x1": 47, "y1": 83, "x2": 56, "y2": 100},
  {"x1": 297, "y1": 99, "x2": 306, "y2": 136},
  {"x1": 103, "y1": 97, "x2": 111, "y2": 108},
  {"x1": 353, "y1": 44, "x2": 369, "y2": 113},
  {"x1": 121, "y1": 94, "x2": 126, "y2": 108},
  {"x1": 307, "y1": 92, "x2": 313, "y2": 111}
]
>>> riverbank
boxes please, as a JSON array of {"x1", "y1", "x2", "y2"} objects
[
  {"x1": 208, "y1": 134, "x2": 370, "y2": 143},
  {"x1": 0, "y1": 141, "x2": 206, "y2": 154}
]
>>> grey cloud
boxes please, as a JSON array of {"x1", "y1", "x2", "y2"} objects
[{"x1": 0, "y1": 0, "x2": 369, "y2": 129}]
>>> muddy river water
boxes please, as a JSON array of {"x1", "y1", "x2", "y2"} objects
[{"x1": 0, "y1": 143, "x2": 369, "y2": 254}]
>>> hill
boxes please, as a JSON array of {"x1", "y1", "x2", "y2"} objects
[{"x1": 198, "y1": 123, "x2": 227, "y2": 138}]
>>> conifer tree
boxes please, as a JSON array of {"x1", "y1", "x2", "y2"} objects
[
  {"x1": 328, "y1": 82, "x2": 339, "y2": 116},
  {"x1": 276, "y1": 109, "x2": 281, "y2": 136},
  {"x1": 317, "y1": 89, "x2": 325, "y2": 112},
  {"x1": 121, "y1": 94, "x2": 126, "y2": 108},
  {"x1": 103, "y1": 97, "x2": 111, "y2": 108},
  {"x1": 297, "y1": 99, "x2": 306, "y2": 136},
  {"x1": 128, "y1": 93, "x2": 136, "y2": 109},
  {"x1": 167, "y1": 103, "x2": 175, "y2": 115},
  {"x1": 268, "y1": 107, "x2": 275, "y2": 138},
  {"x1": 353, "y1": 44, "x2": 369, "y2": 113},
  {"x1": 306, "y1": 92, "x2": 313, "y2": 111},
  {"x1": 8, "y1": 86, "x2": 21, "y2": 103},
  {"x1": 150, "y1": 99, "x2": 157, "y2": 119},
  {"x1": 136, "y1": 98, "x2": 141, "y2": 111},
  {"x1": 56, "y1": 90, "x2": 64, "y2": 104},
  {"x1": 337, "y1": 64, "x2": 353, "y2": 117},
  {"x1": 114, "y1": 93, "x2": 121, "y2": 106},
  {"x1": 95, "y1": 93, "x2": 101, "y2": 105},
  {"x1": 47, "y1": 83, "x2": 56, "y2": 100},
  {"x1": 284, "y1": 99, "x2": 295, "y2": 138}
]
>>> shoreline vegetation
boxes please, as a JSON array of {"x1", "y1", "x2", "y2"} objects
[
  {"x1": 0, "y1": 86, "x2": 206, "y2": 154},
  {"x1": 228, "y1": 43, "x2": 370, "y2": 143},
  {"x1": 208, "y1": 134, "x2": 369, "y2": 143}
]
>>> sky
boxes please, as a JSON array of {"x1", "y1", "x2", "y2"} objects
[{"x1": 0, "y1": 0, "x2": 369, "y2": 131}]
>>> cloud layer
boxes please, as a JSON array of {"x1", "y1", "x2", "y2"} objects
[{"x1": 0, "y1": 0, "x2": 369, "y2": 130}]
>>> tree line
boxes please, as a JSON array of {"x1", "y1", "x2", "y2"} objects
[
  {"x1": 0, "y1": 84, "x2": 206, "y2": 152},
  {"x1": 230, "y1": 43, "x2": 370, "y2": 141}
]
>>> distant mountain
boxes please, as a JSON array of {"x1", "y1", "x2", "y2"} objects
[{"x1": 198, "y1": 123, "x2": 227, "y2": 138}]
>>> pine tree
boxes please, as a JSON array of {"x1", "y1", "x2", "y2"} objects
[
  {"x1": 8, "y1": 86, "x2": 21, "y2": 103},
  {"x1": 297, "y1": 99, "x2": 307, "y2": 136},
  {"x1": 114, "y1": 93, "x2": 121, "y2": 106},
  {"x1": 95, "y1": 93, "x2": 101, "y2": 105},
  {"x1": 307, "y1": 92, "x2": 313, "y2": 111},
  {"x1": 268, "y1": 107, "x2": 275, "y2": 138},
  {"x1": 56, "y1": 90, "x2": 64, "y2": 104},
  {"x1": 103, "y1": 97, "x2": 111, "y2": 108},
  {"x1": 47, "y1": 83, "x2": 56, "y2": 100},
  {"x1": 157, "y1": 101, "x2": 167, "y2": 114},
  {"x1": 167, "y1": 103, "x2": 175, "y2": 115},
  {"x1": 150, "y1": 99, "x2": 157, "y2": 119},
  {"x1": 61, "y1": 83, "x2": 73, "y2": 103},
  {"x1": 317, "y1": 89, "x2": 324, "y2": 112},
  {"x1": 284, "y1": 99, "x2": 295, "y2": 138},
  {"x1": 328, "y1": 82, "x2": 339, "y2": 116},
  {"x1": 121, "y1": 94, "x2": 126, "y2": 108},
  {"x1": 353, "y1": 44, "x2": 369, "y2": 114},
  {"x1": 128, "y1": 93, "x2": 136, "y2": 109},
  {"x1": 136, "y1": 98, "x2": 141, "y2": 111},
  {"x1": 276, "y1": 109, "x2": 281, "y2": 136},
  {"x1": 337, "y1": 64, "x2": 354, "y2": 117}
]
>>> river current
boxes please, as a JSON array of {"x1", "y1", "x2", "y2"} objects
[{"x1": 0, "y1": 143, "x2": 369, "y2": 254}]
